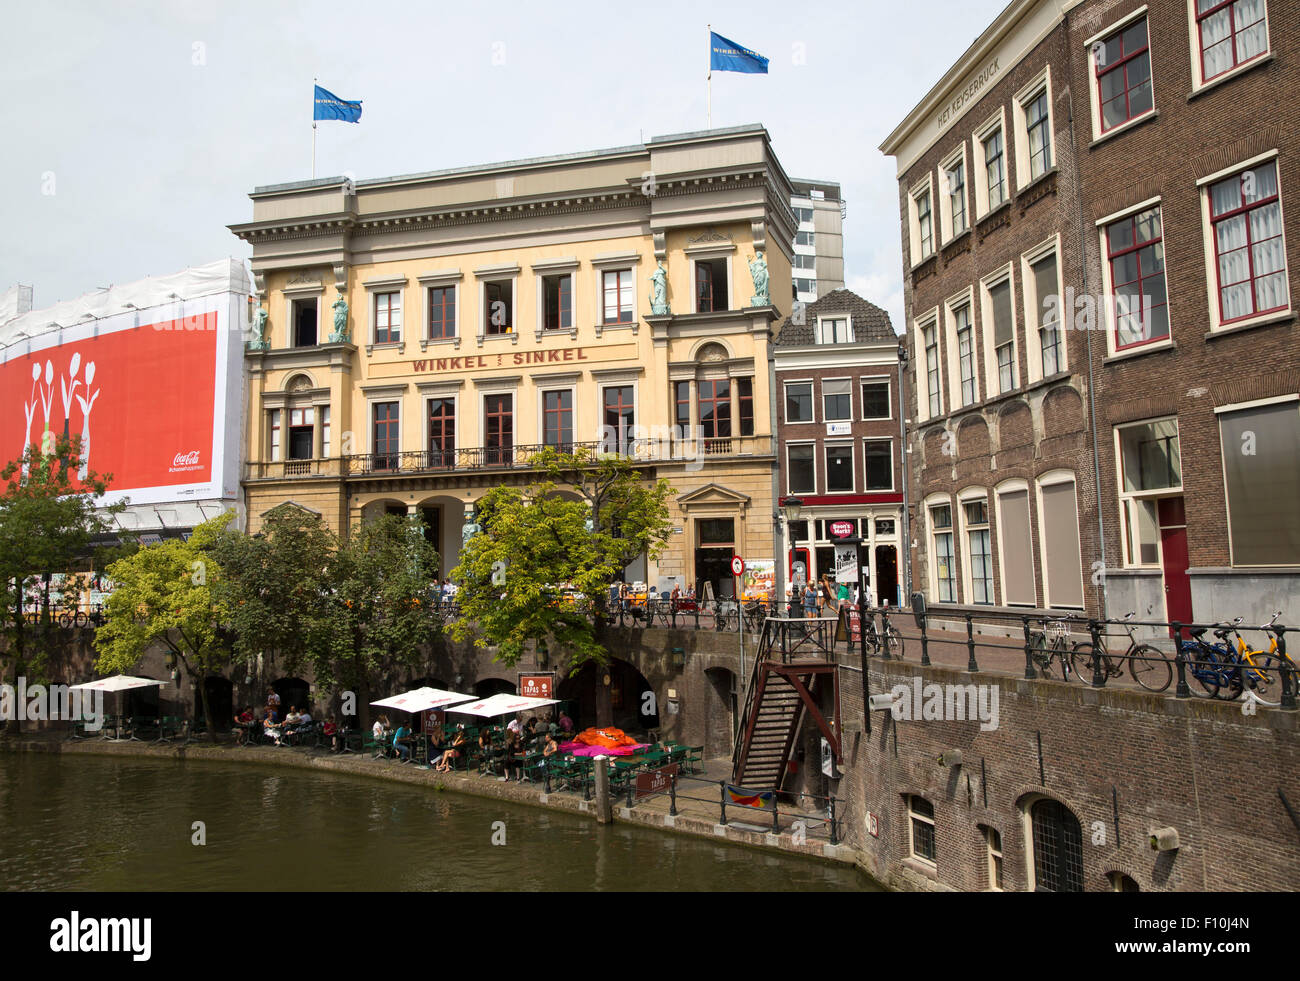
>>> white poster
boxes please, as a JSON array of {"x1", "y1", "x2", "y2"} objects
[{"x1": 834, "y1": 544, "x2": 858, "y2": 585}]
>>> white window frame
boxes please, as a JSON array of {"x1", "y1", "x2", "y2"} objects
[
  {"x1": 1113, "y1": 416, "x2": 1183, "y2": 568},
  {"x1": 957, "y1": 487, "x2": 995, "y2": 606},
  {"x1": 784, "y1": 379, "x2": 816, "y2": 424},
  {"x1": 1214, "y1": 394, "x2": 1300, "y2": 568},
  {"x1": 363, "y1": 275, "x2": 408, "y2": 351},
  {"x1": 1021, "y1": 236, "x2": 1067, "y2": 383},
  {"x1": 1187, "y1": 0, "x2": 1272, "y2": 93},
  {"x1": 908, "y1": 174, "x2": 937, "y2": 266},
  {"x1": 938, "y1": 144, "x2": 970, "y2": 244},
  {"x1": 984, "y1": 825, "x2": 1004, "y2": 891},
  {"x1": 283, "y1": 284, "x2": 324, "y2": 349},
  {"x1": 980, "y1": 264, "x2": 1019, "y2": 397},
  {"x1": 861, "y1": 376, "x2": 892, "y2": 421},
  {"x1": 821, "y1": 377, "x2": 854, "y2": 423},
  {"x1": 944, "y1": 288, "x2": 979, "y2": 408},
  {"x1": 816, "y1": 314, "x2": 855, "y2": 344},
  {"x1": 863, "y1": 437, "x2": 895, "y2": 493},
  {"x1": 993, "y1": 478, "x2": 1037, "y2": 608},
  {"x1": 1035, "y1": 470, "x2": 1086, "y2": 608},
  {"x1": 1012, "y1": 66, "x2": 1055, "y2": 191},
  {"x1": 1085, "y1": 6, "x2": 1157, "y2": 143},
  {"x1": 907, "y1": 795, "x2": 937, "y2": 867},
  {"x1": 926, "y1": 493, "x2": 958, "y2": 604},
  {"x1": 268, "y1": 408, "x2": 282, "y2": 462},
  {"x1": 591, "y1": 252, "x2": 642, "y2": 333},
  {"x1": 689, "y1": 252, "x2": 734, "y2": 314},
  {"x1": 824, "y1": 440, "x2": 856, "y2": 494},
  {"x1": 914, "y1": 308, "x2": 943, "y2": 424},
  {"x1": 1197, "y1": 149, "x2": 1292, "y2": 333},
  {"x1": 1096, "y1": 196, "x2": 1173, "y2": 358},
  {"x1": 786, "y1": 440, "x2": 818, "y2": 496},
  {"x1": 972, "y1": 108, "x2": 1009, "y2": 220}
]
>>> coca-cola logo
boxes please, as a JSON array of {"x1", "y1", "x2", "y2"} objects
[{"x1": 173, "y1": 450, "x2": 201, "y2": 467}]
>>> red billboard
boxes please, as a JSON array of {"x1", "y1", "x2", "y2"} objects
[
  {"x1": 519, "y1": 674, "x2": 554, "y2": 699},
  {"x1": 0, "y1": 314, "x2": 217, "y2": 491}
]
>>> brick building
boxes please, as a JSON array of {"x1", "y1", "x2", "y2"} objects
[
  {"x1": 881, "y1": 0, "x2": 1299, "y2": 629},
  {"x1": 773, "y1": 289, "x2": 907, "y2": 606}
]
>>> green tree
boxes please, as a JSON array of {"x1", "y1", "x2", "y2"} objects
[
  {"x1": 0, "y1": 437, "x2": 123, "y2": 732},
  {"x1": 95, "y1": 512, "x2": 234, "y2": 741},
  {"x1": 450, "y1": 447, "x2": 673, "y2": 672},
  {"x1": 307, "y1": 513, "x2": 442, "y2": 723}
]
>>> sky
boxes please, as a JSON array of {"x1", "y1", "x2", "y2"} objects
[{"x1": 0, "y1": 0, "x2": 1009, "y2": 334}]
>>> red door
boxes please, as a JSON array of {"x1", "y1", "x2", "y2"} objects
[{"x1": 1158, "y1": 497, "x2": 1192, "y2": 637}]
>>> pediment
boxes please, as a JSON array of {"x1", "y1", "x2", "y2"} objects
[
  {"x1": 260, "y1": 500, "x2": 323, "y2": 519},
  {"x1": 675, "y1": 483, "x2": 751, "y2": 508}
]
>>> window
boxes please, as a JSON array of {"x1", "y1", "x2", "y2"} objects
[
  {"x1": 924, "y1": 322, "x2": 942, "y2": 417},
  {"x1": 786, "y1": 382, "x2": 813, "y2": 423},
  {"x1": 428, "y1": 286, "x2": 456, "y2": 340},
  {"x1": 1116, "y1": 417, "x2": 1180, "y2": 567},
  {"x1": 427, "y1": 398, "x2": 455, "y2": 467},
  {"x1": 823, "y1": 379, "x2": 852, "y2": 422},
  {"x1": 996, "y1": 484, "x2": 1036, "y2": 606},
  {"x1": 985, "y1": 827, "x2": 1004, "y2": 890},
  {"x1": 603, "y1": 386, "x2": 635, "y2": 454},
  {"x1": 945, "y1": 155, "x2": 967, "y2": 237},
  {"x1": 1038, "y1": 474, "x2": 1085, "y2": 607},
  {"x1": 543, "y1": 275, "x2": 572, "y2": 331},
  {"x1": 1105, "y1": 204, "x2": 1169, "y2": 350},
  {"x1": 1109, "y1": 872, "x2": 1141, "y2": 892},
  {"x1": 865, "y1": 440, "x2": 893, "y2": 491},
  {"x1": 292, "y1": 297, "x2": 318, "y2": 347},
  {"x1": 826, "y1": 444, "x2": 854, "y2": 492},
  {"x1": 964, "y1": 498, "x2": 994, "y2": 604},
  {"x1": 988, "y1": 279, "x2": 1015, "y2": 393},
  {"x1": 737, "y1": 378, "x2": 755, "y2": 437},
  {"x1": 698, "y1": 379, "x2": 731, "y2": 439},
  {"x1": 862, "y1": 379, "x2": 890, "y2": 419},
  {"x1": 908, "y1": 796, "x2": 936, "y2": 864},
  {"x1": 956, "y1": 306, "x2": 976, "y2": 405},
  {"x1": 269, "y1": 409, "x2": 281, "y2": 462},
  {"x1": 793, "y1": 253, "x2": 816, "y2": 270},
  {"x1": 788, "y1": 444, "x2": 815, "y2": 494},
  {"x1": 484, "y1": 281, "x2": 513, "y2": 335},
  {"x1": 983, "y1": 127, "x2": 1006, "y2": 210},
  {"x1": 1218, "y1": 400, "x2": 1300, "y2": 566},
  {"x1": 373, "y1": 402, "x2": 399, "y2": 470},
  {"x1": 911, "y1": 183, "x2": 934, "y2": 264},
  {"x1": 876, "y1": 519, "x2": 896, "y2": 536},
  {"x1": 794, "y1": 206, "x2": 814, "y2": 224},
  {"x1": 1031, "y1": 252, "x2": 1062, "y2": 377},
  {"x1": 1208, "y1": 161, "x2": 1288, "y2": 325},
  {"x1": 484, "y1": 394, "x2": 513, "y2": 465},
  {"x1": 1196, "y1": 0, "x2": 1269, "y2": 83},
  {"x1": 542, "y1": 390, "x2": 573, "y2": 449},
  {"x1": 917, "y1": 190, "x2": 933, "y2": 257},
  {"x1": 288, "y1": 407, "x2": 315, "y2": 460},
  {"x1": 1029, "y1": 798, "x2": 1084, "y2": 892},
  {"x1": 1094, "y1": 17, "x2": 1153, "y2": 133},
  {"x1": 817, "y1": 317, "x2": 854, "y2": 344},
  {"x1": 795, "y1": 230, "x2": 815, "y2": 247},
  {"x1": 374, "y1": 292, "x2": 401, "y2": 344},
  {"x1": 794, "y1": 278, "x2": 815, "y2": 296},
  {"x1": 1025, "y1": 89, "x2": 1052, "y2": 179},
  {"x1": 675, "y1": 381, "x2": 692, "y2": 435},
  {"x1": 930, "y1": 503, "x2": 956, "y2": 602},
  {"x1": 602, "y1": 270, "x2": 634, "y2": 324},
  {"x1": 694, "y1": 259, "x2": 728, "y2": 313},
  {"x1": 321, "y1": 405, "x2": 331, "y2": 458}
]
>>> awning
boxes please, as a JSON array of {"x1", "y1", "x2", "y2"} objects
[
  {"x1": 69, "y1": 675, "x2": 166, "y2": 692},
  {"x1": 446, "y1": 693, "x2": 559, "y2": 718},
  {"x1": 370, "y1": 687, "x2": 474, "y2": 713}
]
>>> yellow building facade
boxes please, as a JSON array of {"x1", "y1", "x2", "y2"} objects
[{"x1": 230, "y1": 125, "x2": 796, "y2": 598}]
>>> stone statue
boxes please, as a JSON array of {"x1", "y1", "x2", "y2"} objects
[
  {"x1": 329, "y1": 294, "x2": 350, "y2": 343},
  {"x1": 461, "y1": 520, "x2": 481, "y2": 546},
  {"x1": 649, "y1": 260, "x2": 670, "y2": 316},
  {"x1": 748, "y1": 251, "x2": 770, "y2": 307},
  {"x1": 247, "y1": 307, "x2": 270, "y2": 351}
]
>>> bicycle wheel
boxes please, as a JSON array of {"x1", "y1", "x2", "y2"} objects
[
  {"x1": 1128, "y1": 644, "x2": 1172, "y2": 693},
  {"x1": 1030, "y1": 633, "x2": 1053, "y2": 678},
  {"x1": 1242, "y1": 654, "x2": 1290, "y2": 707},
  {"x1": 1182, "y1": 644, "x2": 1222, "y2": 698},
  {"x1": 885, "y1": 625, "x2": 905, "y2": 659},
  {"x1": 1069, "y1": 643, "x2": 1101, "y2": 684}
]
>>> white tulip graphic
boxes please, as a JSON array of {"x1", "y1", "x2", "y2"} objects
[
  {"x1": 21, "y1": 363, "x2": 39, "y2": 477},
  {"x1": 39, "y1": 360, "x2": 55, "y2": 456},
  {"x1": 75, "y1": 361, "x2": 99, "y2": 480},
  {"x1": 60, "y1": 352, "x2": 82, "y2": 440}
]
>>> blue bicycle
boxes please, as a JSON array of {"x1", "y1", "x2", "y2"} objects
[{"x1": 1177, "y1": 625, "x2": 1233, "y2": 698}]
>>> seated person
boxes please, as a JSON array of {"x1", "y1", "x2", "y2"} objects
[
  {"x1": 558, "y1": 711, "x2": 574, "y2": 735},
  {"x1": 298, "y1": 706, "x2": 313, "y2": 725},
  {"x1": 322, "y1": 714, "x2": 340, "y2": 751},
  {"x1": 499, "y1": 729, "x2": 522, "y2": 782},
  {"x1": 434, "y1": 728, "x2": 468, "y2": 772},
  {"x1": 522, "y1": 718, "x2": 539, "y2": 746},
  {"x1": 542, "y1": 732, "x2": 559, "y2": 762},
  {"x1": 393, "y1": 723, "x2": 414, "y2": 761},
  {"x1": 263, "y1": 707, "x2": 283, "y2": 745},
  {"x1": 231, "y1": 707, "x2": 254, "y2": 745}
]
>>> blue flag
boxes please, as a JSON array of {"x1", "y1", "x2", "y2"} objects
[
  {"x1": 313, "y1": 84, "x2": 362, "y2": 123},
  {"x1": 709, "y1": 32, "x2": 769, "y2": 74}
]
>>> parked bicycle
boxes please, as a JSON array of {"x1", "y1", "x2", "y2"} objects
[
  {"x1": 1070, "y1": 612, "x2": 1171, "y2": 692},
  {"x1": 1030, "y1": 616, "x2": 1079, "y2": 681},
  {"x1": 1216, "y1": 613, "x2": 1293, "y2": 706}
]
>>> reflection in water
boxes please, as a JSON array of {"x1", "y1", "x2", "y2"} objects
[{"x1": 0, "y1": 755, "x2": 879, "y2": 892}]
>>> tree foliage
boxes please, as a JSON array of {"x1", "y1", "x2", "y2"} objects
[{"x1": 450, "y1": 448, "x2": 673, "y2": 671}]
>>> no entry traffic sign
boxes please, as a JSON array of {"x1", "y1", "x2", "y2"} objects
[{"x1": 731, "y1": 555, "x2": 745, "y2": 576}]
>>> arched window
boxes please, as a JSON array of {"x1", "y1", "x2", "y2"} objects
[
  {"x1": 1108, "y1": 871, "x2": 1140, "y2": 892},
  {"x1": 907, "y1": 795, "x2": 936, "y2": 866},
  {"x1": 1029, "y1": 797, "x2": 1084, "y2": 891}
]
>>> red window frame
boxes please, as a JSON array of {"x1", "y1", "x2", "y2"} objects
[
  {"x1": 603, "y1": 385, "x2": 635, "y2": 449},
  {"x1": 737, "y1": 377, "x2": 754, "y2": 436},
  {"x1": 602, "y1": 270, "x2": 633, "y2": 324},
  {"x1": 374, "y1": 291, "x2": 400, "y2": 344},
  {"x1": 542, "y1": 389, "x2": 573, "y2": 448},
  {"x1": 427, "y1": 398, "x2": 455, "y2": 466},
  {"x1": 698, "y1": 379, "x2": 731, "y2": 439},
  {"x1": 373, "y1": 402, "x2": 399, "y2": 469},
  {"x1": 544, "y1": 275, "x2": 572, "y2": 331},
  {"x1": 674, "y1": 380, "x2": 691, "y2": 433},
  {"x1": 1196, "y1": 0, "x2": 1268, "y2": 82},
  {"x1": 484, "y1": 282, "x2": 512, "y2": 335},
  {"x1": 1106, "y1": 206, "x2": 1169, "y2": 351},
  {"x1": 484, "y1": 394, "x2": 513, "y2": 465},
  {"x1": 1209, "y1": 163, "x2": 1286, "y2": 325},
  {"x1": 1095, "y1": 18, "x2": 1152, "y2": 133},
  {"x1": 428, "y1": 286, "x2": 455, "y2": 340}
]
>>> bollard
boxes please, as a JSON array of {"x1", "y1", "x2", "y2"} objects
[
  {"x1": 1088, "y1": 619, "x2": 1105, "y2": 687},
  {"x1": 1023, "y1": 616, "x2": 1037, "y2": 680},
  {"x1": 829, "y1": 797, "x2": 839, "y2": 845},
  {"x1": 966, "y1": 614, "x2": 979, "y2": 672},
  {"x1": 719, "y1": 781, "x2": 728, "y2": 826},
  {"x1": 1172, "y1": 622, "x2": 1190, "y2": 698},
  {"x1": 594, "y1": 758, "x2": 612, "y2": 824},
  {"x1": 772, "y1": 794, "x2": 780, "y2": 834},
  {"x1": 919, "y1": 609, "x2": 931, "y2": 666},
  {"x1": 880, "y1": 610, "x2": 892, "y2": 660},
  {"x1": 626, "y1": 774, "x2": 635, "y2": 809},
  {"x1": 544, "y1": 760, "x2": 552, "y2": 794},
  {"x1": 669, "y1": 775, "x2": 678, "y2": 817}
]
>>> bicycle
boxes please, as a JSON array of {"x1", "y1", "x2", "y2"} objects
[
  {"x1": 1070, "y1": 612, "x2": 1172, "y2": 692},
  {"x1": 1219, "y1": 612, "x2": 1294, "y2": 706},
  {"x1": 714, "y1": 601, "x2": 739, "y2": 632},
  {"x1": 1176, "y1": 626, "x2": 1231, "y2": 698},
  {"x1": 1030, "y1": 616, "x2": 1078, "y2": 681}
]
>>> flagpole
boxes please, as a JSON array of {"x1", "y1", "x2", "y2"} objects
[
  {"x1": 707, "y1": 24, "x2": 712, "y2": 129},
  {"x1": 312, "y1": 76, "x2": 318, "y2": 179}
]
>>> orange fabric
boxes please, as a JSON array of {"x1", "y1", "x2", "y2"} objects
[{"x1": 573, "y1": 727, "x2": 638, "y2": 750}]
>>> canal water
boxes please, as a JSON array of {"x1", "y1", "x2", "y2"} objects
[{"x1": 0, "y1": 755, "x2": 879, "y2": 891}]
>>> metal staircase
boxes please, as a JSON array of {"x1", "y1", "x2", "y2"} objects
[{"x1": 731, "y1": 617, "x2": 842, "y2": 789}]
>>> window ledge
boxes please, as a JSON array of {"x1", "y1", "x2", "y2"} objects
[
  {"x1": 1015, "y1": 165, "x2": 1059, "y2": 200},
  {"x1": 975, "y1": 197, "x2": 1013, "y2": 229},
  {"x1": 1186, "y1": 566, "x2": 1300, "y2": 576},
  {"x1": 941, "y1": 227, "x2": 972, "y2": 255},
  {"x1": 1022, "y1": 370, "x2": 1073, "y2": 394},
  {"x1": 476, "y1": 331, "x2": 520, "y2": 346},
  {"x1": 901, "y1": 856, "x2": 940, "y2": 881},
  {"x1": 421, "y1": 336, "x2": 462, "y2": 351},
  {"x1": 1103, "y1": 340, "x2": 1175, "y2": 365},
  {"x1": 593, "y1": 321, "x2": 639, "y2": 338},
  {"x1": 535, "y1": 326, "x2": 580, "y2": 344},
  {"x1": 365, "y1": 341, "x2": 405, "y2": 357},
  {"x1": 1205, "y1": 311, "x2": 1294, "y2": 341},
  {"x1": 1189, "y1": 53, "x2": 1275, "y2": 101},
  {"x1": 1089, "y1": 110, "x2": 1158, "y2": 150}
]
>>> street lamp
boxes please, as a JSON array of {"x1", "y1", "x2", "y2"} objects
[{"x1": 780, "y1": 498, "x2": 803, "y2": 616}]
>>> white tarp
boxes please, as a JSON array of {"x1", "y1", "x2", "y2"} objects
[
  {"x1": 370, "y1": 687, "x2": 474, "y2": 713},
  {"x1": 69, "y1": 675, "x2": 166, "y2": 692},
  {"x1": 446, "y1": 693, "x2": 559, "y2": 718}
]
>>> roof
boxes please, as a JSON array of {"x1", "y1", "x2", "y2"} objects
[{"x1": 775, "y1": 288, "x2": 897, "y2": 347}]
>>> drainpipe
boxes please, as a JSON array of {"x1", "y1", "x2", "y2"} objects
[
  {"x1": 898, "y1": 339, "x2": 912, "y2": 603},
  {"x1": 1064, "y1": 7, "x2": 1109, "y2": 619},
  {"x1": 771, "y1": 328, "x2": 785, "y2": 611}
]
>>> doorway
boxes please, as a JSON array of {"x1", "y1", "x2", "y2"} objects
[
  {"x1": 694, "y1": 518, "x2": 735, "y2": 601},
  {"x1": 1158, "y1": 497, "x2": 1192, "y2": 636},
  {"x1": 875, "y1": 545, "x2": 898, "y2": 607}
]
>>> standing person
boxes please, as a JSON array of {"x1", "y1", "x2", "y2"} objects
[
  {"x1": 267, "y1": 689, "x2": 281, "y2": 711},
  {"x1": 431, "y1": 578, "x2": 441, "y2": 610},
  {"x1": 802, "y1": 582, "x2": 819, "y2": 619}
]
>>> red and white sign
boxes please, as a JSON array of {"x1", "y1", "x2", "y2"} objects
[
  {"x1": 730, "y1": 555, "x2": 745, "y2": 576},
  {"x1": 830, "y1": 520, "x2": 856, "y2": 539},
  {"x1": 518, "y1": 674, "x2": 554, "y2": 699},
  {"x1": 0, "y1": 313, "x2": 218, "y2": 492}
]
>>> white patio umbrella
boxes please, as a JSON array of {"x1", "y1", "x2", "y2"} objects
[
  {"x1": 445, "y1": 692, "x2": 559, "y2": 718},
  {"x1": 370, "y1": 686, "x2": 474, "y2": 713},
  {"x1": 69, "y1": 675, "x2": 166, "y2": 739}
]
